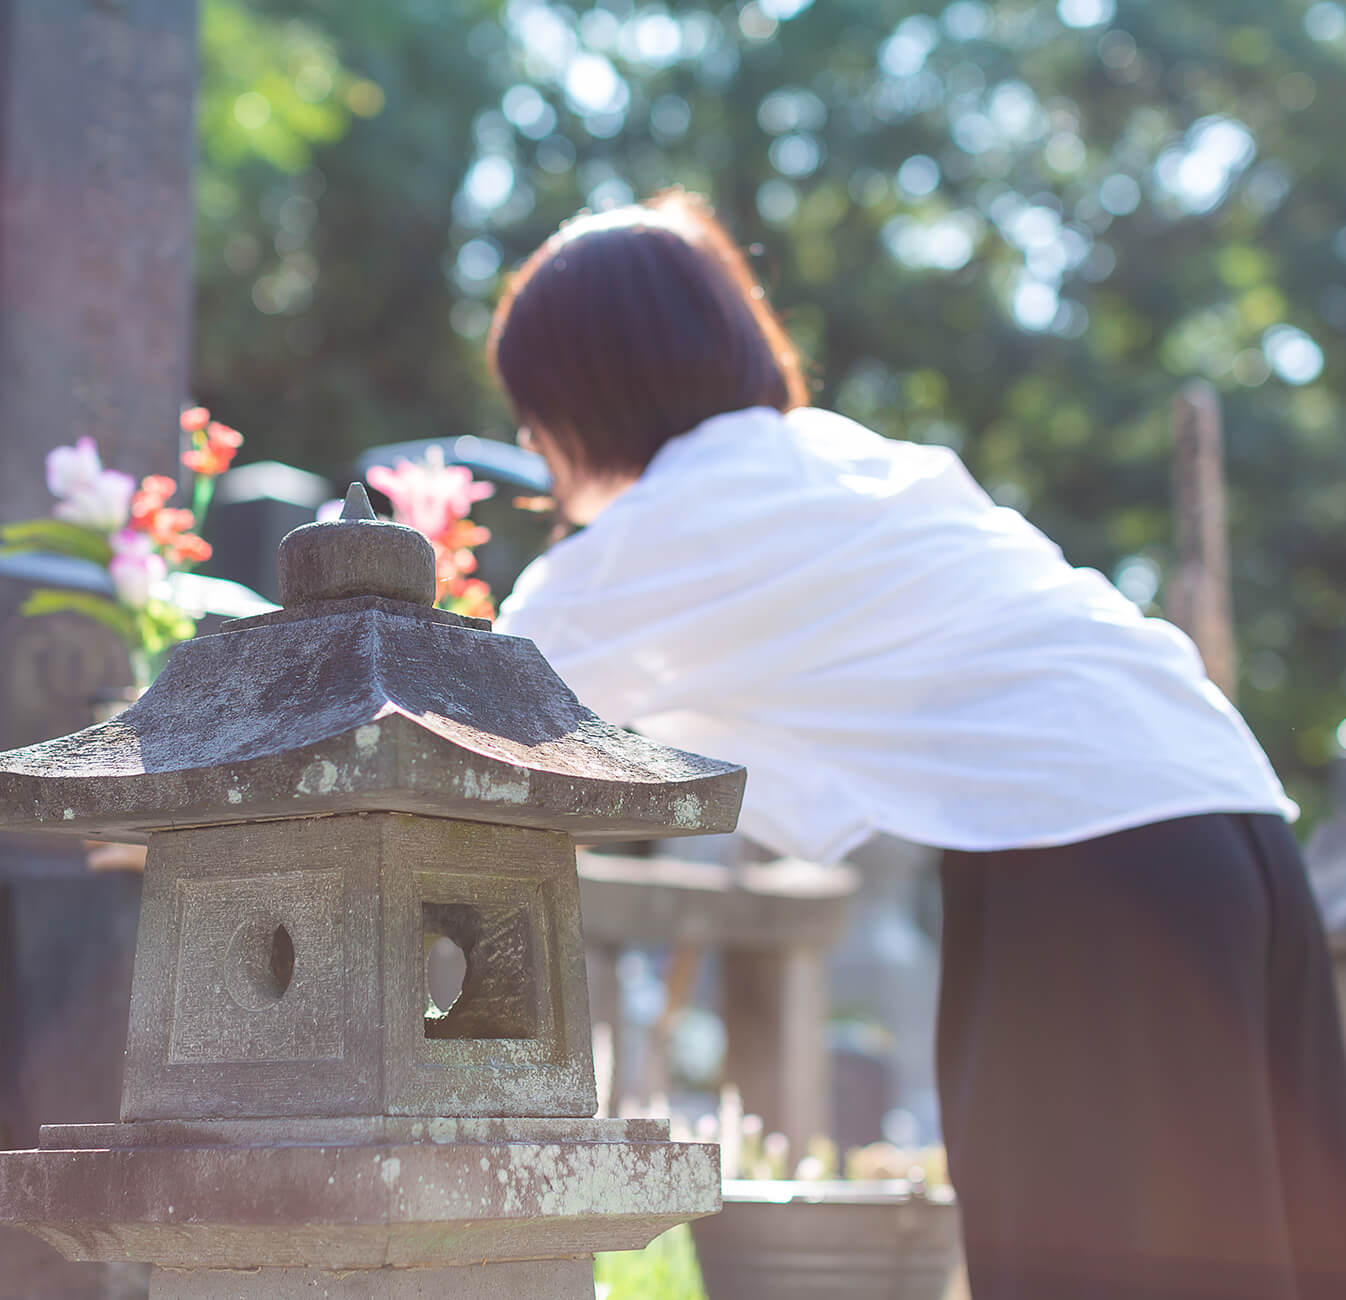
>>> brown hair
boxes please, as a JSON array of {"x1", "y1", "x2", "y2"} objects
[{"x1": 488, "y1": 189, "x2": 808, "y2": 481}]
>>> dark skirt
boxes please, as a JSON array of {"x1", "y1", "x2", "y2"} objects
[{"x1": 939, "y1": 813, "x2": 1346, "y2": 1300}]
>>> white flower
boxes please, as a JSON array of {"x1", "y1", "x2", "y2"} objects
[
  {"x1": 108, "y1": 529, "x2": 166, "y2": 609},
  {"x1": 54, "y1": 472, "x2": 136, "y2": 532},
  {"x1": 46, "y1": 436, "x2": 136, "y2": 532},
  {"x1": 45, "y1": 436, "x2": 103, "y2": 498}
]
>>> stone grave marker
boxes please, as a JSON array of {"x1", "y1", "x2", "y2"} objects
[
  {"x1": 201, "y1": 460, "x2": 334, "y2": 603},
  {"x1": 0, "y1": 4, "x2": 195, "y2": 1293},
  {"x1": 0, "y1": 0, "x2": 195, "y2": 517}
]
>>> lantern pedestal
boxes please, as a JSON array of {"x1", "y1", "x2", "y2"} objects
[{"x1": 7, "y1": 1117, "x2": 717, "y2": 1297}]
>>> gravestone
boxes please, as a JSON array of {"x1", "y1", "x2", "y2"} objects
[
  {"x1": 0, "y1": 3, "x2": 196, "y2": 1294},
  {"x1": 201, "y1": 461, "x2": 334, "y2": 603},
  {"x1": 0, "y1": 0, "x2": 196, "y2": 515}
]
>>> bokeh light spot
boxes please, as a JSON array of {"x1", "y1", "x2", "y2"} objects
[
  {"x1": 1058, "y1": 0, "x2": 1116, "y2": 29},
  {"x1": 897, "y1": 155, "x2": 941, "y2": 198}
]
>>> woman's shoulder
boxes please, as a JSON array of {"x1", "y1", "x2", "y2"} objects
[
  {"x1": 647, "y1": 405, "x2": 963, "y2": 490},
  {"x1": 784, "y1": 406, "x2": 958, "y2": 470}
]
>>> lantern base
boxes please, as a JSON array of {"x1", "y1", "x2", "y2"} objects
[
  {"x1": 0, "y1": 1118, "x2": 718, "y2": 1272},
  {"x1": 150, "y1": 1257, "x2": 597, "y2": 1299}
]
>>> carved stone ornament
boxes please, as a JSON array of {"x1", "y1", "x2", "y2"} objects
[{"x1": 0, "y1": 484, "x2": 745, "y2": 1298}]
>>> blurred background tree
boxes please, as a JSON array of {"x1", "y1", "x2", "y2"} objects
[{"x1": 195, "y1": 0, "x2": 1346, "y2": 825}]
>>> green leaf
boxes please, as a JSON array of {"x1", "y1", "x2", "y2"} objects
[
  {"x1": 0, "y1": 519, "x2": 113, "y2": 565},
  {"x1": 20, "y1": 589, "x2": 138, "y2": 646},
  {"x1": 135, "y1": 600, "x2": 197, "y2": 656}
]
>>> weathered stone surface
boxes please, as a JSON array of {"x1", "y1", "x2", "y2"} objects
[
  {"x1": 0, "y1": 565, "x2": 144, "y2": 1300},
  {"x1": 1, "y1": 22, "x2": 198, "y2": 1289},
  {"x1": 0, "y1": 485, "x2": 743, "y2": 1291},
  {"x1": 0, "y1": 0, "x2": 194, "y2": 523},
  {"x1": 122, "y1": 815, "x2": 595, "y2": 1121},
  {"x1": 0, "y1": 582, "x2": 132, "y2": 758},
  {"x1": 0, "y1": 1136, "x2": 720, "y2": 1267},
  {"x1": 150, "y1": 1258, "x2": 596, "y2": 1299},
  {"x1": 0, "y1": 558, "x2": 134, "y2": 882},
  {"x1": 276, "y1": 484, "x2": 437, "y2": 609},
  {"x1": 0, "y1": 871, "x2": 150, "y2": 1300},
  {"x1": 0, "y1": 603, "x2": 745, "y2": 843},
  {"x1": 41, "y1": 1117, "x2": 673, "y2": 1150}
]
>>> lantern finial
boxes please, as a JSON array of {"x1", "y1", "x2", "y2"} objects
[
  {"x1": 340, "y1": 481, "x2": 377, "y2": 520},
  {"x1": 276, "y1": 480, "x2": 437, "y2": 607}
]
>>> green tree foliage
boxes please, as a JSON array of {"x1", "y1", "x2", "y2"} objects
[{"x1": 196, "y1": 0, "x2": 1346, "y2": 824}]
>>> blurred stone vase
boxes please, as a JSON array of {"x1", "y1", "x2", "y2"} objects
[{"x1": 690, "y1": 1179, "x2": 961, "y2": 1300}]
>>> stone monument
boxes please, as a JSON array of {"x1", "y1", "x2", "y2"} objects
[
  {"x1": 0, "y1": 8, "x2": 195, "y2": 1293},
  {"x1": 0, "y1": 486, "x2": 744, "y2": 1298},
  {"x1": 0, "y1": 0, "x2": 196, "y2": 517}
]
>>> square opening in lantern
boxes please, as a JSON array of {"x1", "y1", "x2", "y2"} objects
[{"x1": 422, "y1": 900, "x2": 541, "y2": 1040}]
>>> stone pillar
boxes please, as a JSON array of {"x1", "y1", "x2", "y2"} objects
[
  {"x1": 0, "y1": 487, "x2": 745, "y2": 1296},
  {"x1": 0, "y1": 0, "x2": 196, "y2": 513},
  {"x1": 1169, "y1": 381, "x2": 1235, "y2": 701},
  {"x1": 0, "y1": 8, "x2": 193, "y2": 1292}
]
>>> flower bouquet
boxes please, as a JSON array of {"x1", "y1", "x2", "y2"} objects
[{"x1": 0, "y1": 408, "x2": 242, "y2": 682}]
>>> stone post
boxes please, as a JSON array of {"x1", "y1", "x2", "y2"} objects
[
  {"x1": 1169, "y1": 381, "x2": 1236, "y2": 701},
  {"x1": 0, "y1": 487, "x2": 743, "y2": 1297},
  {"x1": 0, "y1": 0, "x2": 196, "y2": 514},
  {"x1": 0, "y1": 6, "x2": 195, "y2": 1291}
]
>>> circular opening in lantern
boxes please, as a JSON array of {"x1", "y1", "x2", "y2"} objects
[{"x1": 225, "y1": 919, "x2": 296, "y2": 1010}]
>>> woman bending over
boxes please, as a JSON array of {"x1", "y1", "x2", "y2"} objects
[{"x1": 490, "y1": 191, "x2": 1346, "y2": 1300}]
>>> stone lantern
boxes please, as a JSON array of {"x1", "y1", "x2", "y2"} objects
[{"x1": 0, "y1": 486, "x2": 745, "y2": 1298}]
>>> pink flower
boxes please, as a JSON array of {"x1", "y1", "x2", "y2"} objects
[
  {"x1": 46, "y1": 437, "x2": 135, "y2": 531},
  {"x1": 108, "y1": 529, "x2": 167, "y2": 609},
  {"x1": 365, "y1": 447, "x2": 494, "y2": 544},
  {"x1": 46, "y1": 436, "x2": 103, "y2": 498}
]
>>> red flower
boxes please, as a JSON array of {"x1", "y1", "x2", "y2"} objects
[
  {"x1": 144, "y1": 507, "x2": 197, "y2": 547},
  {"x1": 182, "y1": 421, "x2": 243, "y2": 477},
  {"x1": 167, "y1": 532, "x2": 212, "y2": 566},
  {"x1": 446, "y1": 577, "x2": 495, "y2": 621},
  {"x1": 180, "y1": 406, "x2": 211, "y2": 434},
  {"x1": 130, "y1": 475, "x2": 178, "y2": 529},
  {"x1": 126, "y1": 471, "x2": 212, "y2": 569},
  {"x1": 448, "y1": 518, "x2": 490, "y2": 549},
  {"x1": 208, "y1": 421, "x2": 243, "y2": 450}
]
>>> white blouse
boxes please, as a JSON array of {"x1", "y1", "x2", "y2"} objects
[{"x1": 496, "y1": 406, "x2": 1295, "y2": 861}]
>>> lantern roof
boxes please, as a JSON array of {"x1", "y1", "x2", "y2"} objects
[{"x1": 0, "y1": 486, "x2": 744, "y2": 843}]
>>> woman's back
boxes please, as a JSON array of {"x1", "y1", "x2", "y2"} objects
[{"x1": 498, "y1": 405, "x2": 1291, "y2": 859}]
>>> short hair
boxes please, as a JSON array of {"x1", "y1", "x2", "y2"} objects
[{"x1": 488, "y1": 189, "x2": 809, "y2": 481}]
